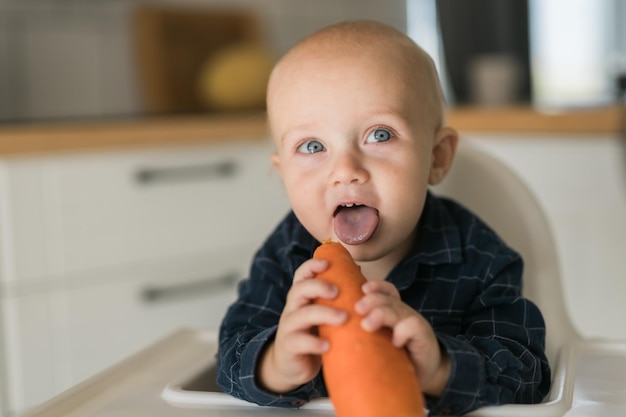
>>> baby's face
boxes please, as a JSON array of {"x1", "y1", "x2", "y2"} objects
[{"x1": 269, "y1": 47, "x2": 438, "y2": 264}]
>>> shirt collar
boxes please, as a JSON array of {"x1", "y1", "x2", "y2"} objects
[
  {"x1": 405, "y1": 191, "x2": 463, "y2": 265},
  {"x1": 389, "y1": 192, "x2": 463, "y2": 290},
  {"x1": 279, "y1": 212, "x2": 319, "y2": 259}
]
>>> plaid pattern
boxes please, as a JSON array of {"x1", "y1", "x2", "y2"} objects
[{"x1": 217, "y1": 192, "x2": 551, "y2": 415}]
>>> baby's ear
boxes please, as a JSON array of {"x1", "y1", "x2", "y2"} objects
[
  {"x1": 271, "y1": 152, "x2": 282, "y2": 175},
  {"x1": 428, "y1": 127, "x2": 458, "y2": 185}
]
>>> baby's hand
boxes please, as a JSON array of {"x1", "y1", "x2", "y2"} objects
[
  {"x1": 355, "y1": 280, "x2": 451, "y2": 397},
  {"x1": 258, "y1": 258, "x2": 347, "y2": 393}
]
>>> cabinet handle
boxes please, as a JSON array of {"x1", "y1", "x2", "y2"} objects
[
  {"x1": 135, "y1": 160, "x2": 237, "y2": 185},
  {"x1": 140, "y1": 272, "x2": 239, "y2": 304}
]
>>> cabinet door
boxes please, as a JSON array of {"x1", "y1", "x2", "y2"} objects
[
  {"x1": 2, "y1": 242, "x2": 257, "y2": 415},
  {"x1": 1, "y1": 291, "x2": 66, "y2": 415},
  {"x1": 0, "y1": 159, "x2": 58, "y2": 283},
  {"x1": 63, "y1": 242, "x2": 256, "y2": 388},
  {"x1": 48, "y1": 141, "x2": 290, "y2": 277},
  {"x1": 0, "y1": 140, "x2": 292, "y2": 415}
]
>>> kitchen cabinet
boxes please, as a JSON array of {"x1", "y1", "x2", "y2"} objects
[
  {"x1": 0, "y1": 139, "x2": 290, "y2": 416},
  {"x1": 62, "y1": 245, "x2": 242, "y2": 386},
  {"x1": 45, "y1": 142, "x2": 284, "y2": 273}
]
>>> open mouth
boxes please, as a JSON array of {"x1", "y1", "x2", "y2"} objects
[
  {"x1": 333, "y1": 204, "x2": 379, "y2": 245},
  {"x1": 333, "y1": 203, "x2": 362, "y2": 216}
]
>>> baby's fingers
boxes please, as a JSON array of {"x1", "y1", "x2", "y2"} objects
[
  {"x1": 361, "y1": 280, "x2": 400, "y2": 299},
  {"x1": 354, "y1": 289, "x2": 399, "y2": 316},
  {"x1": 284, "y1": 277, "x2": 337, "y2": 314},
  {"x1": 355, "y1": 291, "x2": 412, "y2": 333},
  {"x1": 293, "y1": 259, "x2": 329, "y2": 283},
  {"x1": 281, "y1": 304, "x2": 347, "y2": 335},
  {"x1": 299, "y1": 304, "x2": 348, "y2": 328},
  {"x1": 359, "y1": 303, "x2": 403, "y2": 332},
  {"x1": 282, "y1": 332, "x2": 331, "y2": 356},
  {"x1": 392, "y1": 314, "x2": 431, "y2": 348}
]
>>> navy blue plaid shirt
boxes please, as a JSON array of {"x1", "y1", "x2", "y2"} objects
[{"x1": 217, "y1": 192, "x2": 550, "y2": 416}]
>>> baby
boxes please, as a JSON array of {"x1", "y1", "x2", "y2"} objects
[{"x1": 217, "y1": 20, "x2": 550, "y2": 415}]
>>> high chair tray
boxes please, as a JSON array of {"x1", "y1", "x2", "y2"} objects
[{"x1": 162, "y1": 339, "x2": 626, "y2": 417}]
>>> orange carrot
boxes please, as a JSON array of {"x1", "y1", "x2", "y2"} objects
[{"x1": 313, "y1": 240, "x2": 425, "y2": 417}]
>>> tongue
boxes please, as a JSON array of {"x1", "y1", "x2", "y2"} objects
[{"x1": 333, "y1": 206, "x2": 379, "y2": 245}]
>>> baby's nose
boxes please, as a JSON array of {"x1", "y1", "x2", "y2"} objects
[{"x1": 330, "y1": 151, "x2": 369, "y2": 186}]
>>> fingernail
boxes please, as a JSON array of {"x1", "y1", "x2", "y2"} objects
[
  {"x1": 329, "y1": 286, "x2": 339, "y2": 297},
  {"x1": 360, "y1": 317, "x2": 373, "y2": 331},
  {"x1": 336, "y1": 311, "x2": 348, "y2": 322}
]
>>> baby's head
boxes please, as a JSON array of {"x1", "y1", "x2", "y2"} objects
[
  {"x1": 268, "y1": 20, "x2": 458, "y2": 268},
  {"x1": 269, "y1": 20, "x2": 447, "y2": 139}
]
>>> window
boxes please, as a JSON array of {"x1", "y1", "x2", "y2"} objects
[{"x1": 407, "y1": 0, "x2": 624, "y2": 108}]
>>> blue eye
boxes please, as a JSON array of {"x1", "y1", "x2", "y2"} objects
[
  {"x1": 366, "y1": 128, "x2": 392, "y2": 143},
  {"x1": 297, "y1": 140, "x2": 325, "y2": 154}
]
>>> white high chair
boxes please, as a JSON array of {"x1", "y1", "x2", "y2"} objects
[{"x1": 432, "y1": 139, "x2": 626, "y2": 417}]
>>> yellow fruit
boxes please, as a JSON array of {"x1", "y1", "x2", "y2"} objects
[{"x1": 197, "y1": 42, "x2": 274, "y2": 111}]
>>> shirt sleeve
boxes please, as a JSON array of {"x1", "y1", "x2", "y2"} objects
[
  {"x1": 216, "y1": 237, "x2": 326, "y2": 407},
  {"x1": 426, "y1": 252, "x2": 551, "y2": 416}
]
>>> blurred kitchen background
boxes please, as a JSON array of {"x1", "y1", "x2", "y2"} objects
[
  {"x1": 0, "y1": 0, "x2": 625, "y2": 416},
  {"x1": 0, "y1": 0, "x2": 410, "y2": 122},
  {"x1": 0, "y1": 0, "x2": 624, "y2": 121}
]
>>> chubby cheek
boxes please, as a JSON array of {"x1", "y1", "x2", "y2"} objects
[
  {"x1": 281, "y1": 166, "x2": 312, "y2": 201},
  {"x1": 281, "y1": 169, "x2": 330, "y2": 239},
  {"x1": 380, "y1": 161, "x2": 428, "y2": 223}
]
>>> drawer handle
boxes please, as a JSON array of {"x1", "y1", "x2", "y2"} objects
[
  {"x1": 135, "y1": 160, "x2": 237, "y2": 185},
  {"x1": 141, "y1": 272, "x2": 239, "y2": 303}
]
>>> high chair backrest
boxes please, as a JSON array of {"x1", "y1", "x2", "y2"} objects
[{"x1": 431, "y1": 140, "x2": 580, "y2": 370}]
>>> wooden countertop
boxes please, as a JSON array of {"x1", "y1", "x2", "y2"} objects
[
  {"x1": 0, "y1": 113, "x2": 270, "y2": 156},
  {"x1": 447, "y1": 105, "x2": 623, "y2": 134},
  {"x1": 0, "y1": 106, "x2": 623, "y2": 156}
]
